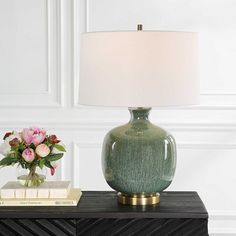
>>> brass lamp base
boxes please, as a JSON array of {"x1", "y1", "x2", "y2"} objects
[{"x1": 117, "y1": 192, "x2": 160, "y2": 205}]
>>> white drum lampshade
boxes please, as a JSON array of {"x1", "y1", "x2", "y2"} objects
[{"x1": 79, "y1": 31, "x2": 199, "y2": 107}]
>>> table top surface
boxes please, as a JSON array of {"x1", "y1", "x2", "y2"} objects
[{"x1": 0, "y1": 191, "x2": 208, "y2": 219}]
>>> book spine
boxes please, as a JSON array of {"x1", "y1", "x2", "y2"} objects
[{"x1": 0, "y1": 200, "x2": 77, "y2": 206}]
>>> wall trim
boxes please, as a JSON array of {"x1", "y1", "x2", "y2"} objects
[
  {"x1": 0, "y1": 0, "x2": 63, "y2": 107},
  {"x1": 209, "y1": 211, "x2": 236, "y2": 235},
  {"x1": 72, "y1": 141, "x2": 236, "y2": 151},
  {"x1": 1, "y1": 120, "x2": 236, "y2": 131}
]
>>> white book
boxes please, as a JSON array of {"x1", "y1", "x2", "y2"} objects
[
  {"x1": 15, "y1": 189, "x2": 25, "y2": 198},
  {"x1": 1, "y1": 181, "x2": 71, "y2": 199},
  {"x1": 0, "y1": 189, "x2": 82, "y2": 206}
]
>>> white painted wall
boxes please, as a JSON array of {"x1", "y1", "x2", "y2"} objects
[{"x1": 0, "y1": 0, "x2": 236, "y2": 234}]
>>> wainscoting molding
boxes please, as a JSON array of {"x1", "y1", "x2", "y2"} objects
[
  {"x1": 0, "y1": 0, "x2": 62, "y2": 107},
  {"x1": 209, "y1": 212, "x2": 236, "y2": 235}
]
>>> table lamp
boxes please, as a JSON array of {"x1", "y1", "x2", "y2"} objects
[{"x1": 79, "y1": 25, "x2": 199, "y2": 205}]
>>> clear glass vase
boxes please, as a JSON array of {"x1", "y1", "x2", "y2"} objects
[{"x1": 17, "y1": 166, "x2": 47, "y2": 187}]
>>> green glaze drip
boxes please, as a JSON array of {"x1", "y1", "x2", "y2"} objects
[{"x1": 102, "y1": 108, "x2": 177, "y2": 196}]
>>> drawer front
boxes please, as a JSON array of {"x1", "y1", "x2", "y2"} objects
[
  {"x1": 0, "y1": 218, "x2": 208, "y2": 236},
  {"x1": 0, "y1": 219, "x2": 76, "y2": 236},
  {"x1": 77, "y1": 218, "x2": 208, "y2": 236}
]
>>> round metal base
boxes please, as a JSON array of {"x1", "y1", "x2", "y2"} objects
[{"x1": 117, "y1": 192, "x2": 160, "y2": 205}]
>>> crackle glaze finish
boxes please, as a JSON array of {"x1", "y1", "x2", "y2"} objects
[{"x1": 102, "y1": 108, "x2": 176, "y2": 195}]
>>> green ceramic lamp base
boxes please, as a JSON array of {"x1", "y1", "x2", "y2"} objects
[{"x1": 102, "y1": 107, "x2": 177, "y2": 205}]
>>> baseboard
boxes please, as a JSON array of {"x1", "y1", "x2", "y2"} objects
[{"x1": 209, "y1": 212, "x2": 236, "y2": 235}]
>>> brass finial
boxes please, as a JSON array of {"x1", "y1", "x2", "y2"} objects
[{"x1": 137, "y1": 24, "x2": 143, "y2": 31}]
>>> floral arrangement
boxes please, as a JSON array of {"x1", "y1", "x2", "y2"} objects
[{"x1": 0, "y1": 127, "x2": 66, "y2": 187}]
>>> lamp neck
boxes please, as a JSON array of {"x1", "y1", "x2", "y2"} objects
[{"x1": 128, "y1": 107, "x2": 151, "y2": 122}]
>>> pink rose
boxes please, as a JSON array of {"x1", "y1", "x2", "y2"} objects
[
  {"x1": 22, "y1": 148, "x2": 35, "y2": 162},
  {"x1": 35, "y1": 144, "x2": 50, "y2": 158},
  {"x1": 22, "y1": 127, "x2": 46, "y2": 146}
]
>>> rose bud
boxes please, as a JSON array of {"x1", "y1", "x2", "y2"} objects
[
  {"x1": 9, "y1": 138, "x2": 20, "y2": 147},
  {"x1": 22, "y1": 148, "x2": 35, "y2": 162},
  {"x1": 50, "y1": 167, "x2": 55, "y2": 176},
  {"x1": 3, "y1": 132, "x2": 12, "y2": 140},
  {"x1": 50, "y1": 162, "x2": 58, "y2": 176},
  {"x1": 35, "y1": 144, "x2": 50, "y2": 158},
  {"x1": 48, "y1": 135, "x2": 60, "y2": 144}
]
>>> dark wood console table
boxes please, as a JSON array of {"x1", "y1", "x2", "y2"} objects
[{"x1": 0, "y1": 191, "x2": 208, "y2": 236}]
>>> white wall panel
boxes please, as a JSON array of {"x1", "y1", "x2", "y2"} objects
[
  {"x1": 0, "y1": 0, "x2": 47, "y2": 93},
  {"x1": 0, "y1": 0, "x2": 62, "y2": 107},
  {"x1": 73, "y1": 143, "x2": 108, "y2": 190},
  {"x1": 87, "y1": 0, "x2": 236, "y2": 32}
]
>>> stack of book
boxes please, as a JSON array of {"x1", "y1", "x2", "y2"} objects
[{"x1": 0, "y1": 181, "x2": 82, "y2": 206}]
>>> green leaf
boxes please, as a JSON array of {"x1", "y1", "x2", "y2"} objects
[
  {"x1": 0, "y1": 157, "x2": 18, "y2": 166},
  {"x1": 11, "y1": 146, "x2": 18, "y2": 152},
  {"x1": 39, "y1": 159, "x2": 45, "y2": 169},
  {"x1": 54, "y1": 144, "x2": 66, "y2": 152},
  {"x1": 6, "y1": 152, "x2": 17, "y2": 159},
  {"x1": 29, "y1": 143, "x2": 36, "y2": 150},
  {"x1": 44, "y1": 160, "x2": 53, "y2": 168},
  {"x1": 45, "y1": 153, "x2": 63, "y2": 162},
  {"x1": 18, "y1": 143, "x2": 26, "y2": 152}
]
